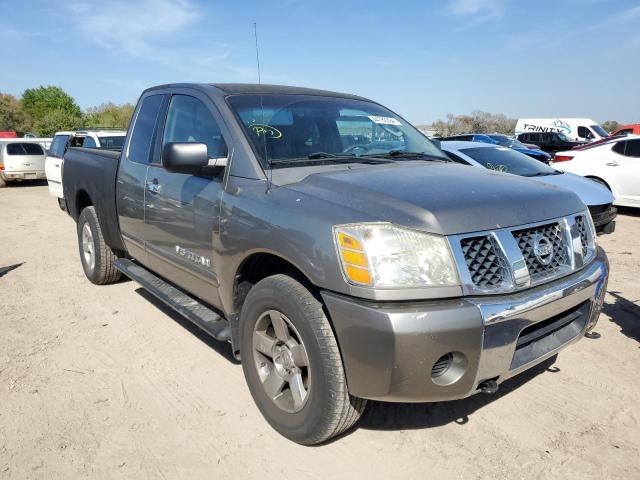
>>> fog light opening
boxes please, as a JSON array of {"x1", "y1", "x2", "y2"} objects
[{"x1": 431, "y1": 351, "x2": 468, "y2": 386}]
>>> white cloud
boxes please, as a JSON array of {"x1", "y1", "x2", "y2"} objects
[
  {"x1": 67, "y1": 0, "x2": 199, "y2": 56},
  {"x1": 448, "y1": 0, "x2": 506, "y2": 21}
]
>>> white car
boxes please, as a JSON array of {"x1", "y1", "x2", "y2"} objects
[
  {"x1": 45, "y1": 130, "x2": 126, "y2": 209},
  {"x1": 440, "y1": 141, "x2": 617, "y2": 233},
  {"x1": 0, "y1": 140, "x2": 47, "y2": 187},
  {"x1": 553, "y1": 135, "x2": 640, "y2": 209}
]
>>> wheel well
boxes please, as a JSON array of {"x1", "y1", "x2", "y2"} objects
[
  {"x1": 233, "y1": 253, "x2": 317, "y2": 311},
  {"x1": 75, "y1": 190, "x2": 93, "y2": 217},
  {"x1": 585, "y1": 176, "x2": 611, "y2": 191}
]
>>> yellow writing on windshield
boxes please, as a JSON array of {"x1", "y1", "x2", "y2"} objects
[{"x1": 249, "y1": 124, "x2": 283, "y2": 139}]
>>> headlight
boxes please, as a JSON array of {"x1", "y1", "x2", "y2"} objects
[{"x1": 333, "y1": 223, "x2": 459, "y2": 289}]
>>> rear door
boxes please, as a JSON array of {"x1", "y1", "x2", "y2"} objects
[
  {"x1": 612, "y1": 139, "x2": 640, "y2": 205},
  {"x1": 116, "y1": 93, "x2": 167, "y2": 266},
  {"x1": 144, "y1": 92, "x2": 230, "y2": 307},
  {"x1": 45, "y1": 134, "x2": 70, "y2": 195}
]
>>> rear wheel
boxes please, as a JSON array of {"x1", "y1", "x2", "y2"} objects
[
  {"x1": 77, "y1": 206, "x2": 121, "y2": 285},
  {"x1": 0, "y1": 176, "x2": 5, "y2": 188},
  {"x1": 240, "y1": 274, "x2": 366, "y2": 445}
]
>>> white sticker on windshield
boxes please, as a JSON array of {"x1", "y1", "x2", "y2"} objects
[{"x1": 368, "y1": 115, "x2": 402, "y2": 126}]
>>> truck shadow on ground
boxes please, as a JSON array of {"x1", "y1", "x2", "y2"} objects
[
  {"x1": 356, "y1": 355, "x2": 558, "y2": 434},
  {"x1": 602, "y1": 291, "x2": 640, "y2": 342},
  {"x1": 0, "y1": 262, "x2": 24, "y2": 278},
  {"x1": 134, "y1": 288, "x2": 239, "y2": 364},
  {"x1": 616, "y1": 207, "x2": 640, "y2": 218}
]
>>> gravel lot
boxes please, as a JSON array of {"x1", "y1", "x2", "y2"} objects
[{"x1": 1, "y1": 182, "x2": 639, "y2": 479}]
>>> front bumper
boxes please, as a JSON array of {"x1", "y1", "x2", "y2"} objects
[
  {"x1": 589, "y1": 204, "x2": 617, "y2": 234},
  {"x1": 322, "y1": 247, "x2": 608, "y2": 402}
]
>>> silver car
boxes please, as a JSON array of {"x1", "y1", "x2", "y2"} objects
[{"x1": 440, "y1": 141, "x2": 617, "y2": 233}]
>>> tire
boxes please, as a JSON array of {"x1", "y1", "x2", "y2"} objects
[
  {"x1": 240, "y1": 274, "x2": 366, "y2": 445},
  {"x1": 0, "y1": 178, "x2": 5, "y2": 188},
  {"x1": 77, "y1": 206, "x2": 121, "y2": 285}
]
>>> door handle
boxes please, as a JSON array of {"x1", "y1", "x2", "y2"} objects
[
  {"x1": 146, "y1": 180, "x2": 161, "y2": 194},
  {"x1": 605, "y1": 161, "x2": 619, "y2": 167}
]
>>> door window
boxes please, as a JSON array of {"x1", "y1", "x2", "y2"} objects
[
  {"x1": 577, "y1": 126, "x2": 594, "y2": 140},
  {"x1": 49, "y1": 134, "x2": 70, "y2": 158},
  {"x1": 126, "y1": 94, "x2": 164, "y2": 164},
  {"x1": 624, "y1": 139, "x2": 640, "y2": 158},
  {"x1": 162, "y1": 95, "x2": 228, "y2": 160},
  {"x1": 612, "y1": 141, "x2": 626, "y2": 155},
  {"x1": 82, "y1": 136, "x2": 97, "y2": 148}
]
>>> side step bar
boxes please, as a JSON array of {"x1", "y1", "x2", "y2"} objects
[{"x1": 114, "y1": 259, "x2": 231, "y2": 343}]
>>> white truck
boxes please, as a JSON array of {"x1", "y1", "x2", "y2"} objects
[
  {"x1": 45, "y1": 129, "x2": 126, "y2": 209},
  {"x1": 515, "y1": 118, "x2": 608, "y2": 143}
]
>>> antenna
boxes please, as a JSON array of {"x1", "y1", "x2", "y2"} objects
[{"x1": 254, "y1": 22, "x2": 261, "y2": 85}]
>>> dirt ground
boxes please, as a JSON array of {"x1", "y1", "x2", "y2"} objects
[{"x1": 0, "y1": 182, "x2": 638, "y2": 480}]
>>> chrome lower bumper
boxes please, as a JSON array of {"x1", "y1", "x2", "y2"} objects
[{"x1": 322, "y1": 247, "x2": 608, "y2": 402}]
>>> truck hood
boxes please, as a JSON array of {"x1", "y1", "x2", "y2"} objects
[{"x1": 276, "y1": 162, "x2": 586, "y2": 235}]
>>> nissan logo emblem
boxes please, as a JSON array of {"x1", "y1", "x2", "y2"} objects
[{"x1": 533, "y1": 234, "x2": 554, "y2": 265}]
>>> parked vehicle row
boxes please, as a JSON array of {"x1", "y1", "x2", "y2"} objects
[
  {"x1": 553, "y1": 135, "x2": 640, "y2": 209},
  {"x1": 60, "y1": 82, "x2": 609, "y2": 445},
  {"x1": 437, "y1": 133, "x2": 552, "y2": 163}
]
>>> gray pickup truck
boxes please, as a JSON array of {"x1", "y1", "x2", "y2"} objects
[{"x1": 62, "y1": 83, "x2": 609, "y2": 445}]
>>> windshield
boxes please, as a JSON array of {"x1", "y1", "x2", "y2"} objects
[
  {"x1": 98, "y1": 136, "x2": 125, "y2": 149},
  {"x1": 460, "y1": 146, "x2": 558, "y2": 177},
  {"x1": 487, "y1": 134, "x2": 514, "y2": 147},
  {"x1": 226, "y1": 94, "x2": 447, "y2": 167},
  {"x1": 556, "y1": 132, "x2": 572, "y2": 142},
  {"x1": 591, "y1": 124, "x2": 608, "y2": 138}
]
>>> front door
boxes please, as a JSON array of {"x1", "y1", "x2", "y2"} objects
[{"x1": 144, "y1": 93, "x2": 229, "y2": 307}]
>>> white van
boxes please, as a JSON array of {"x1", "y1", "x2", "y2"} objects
[
  {"x1": 0, "y1": 140, "x2": 47, "y2": 187},
  {"x1": 515, "y1": 118, "x2": 608, "y2": 143}
]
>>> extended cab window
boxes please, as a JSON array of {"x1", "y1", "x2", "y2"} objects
[
  {"x1": 82, "y1": 136, "x2": 97, "y2": 148},
  {"x1": 126, "y1": 94, "x2": 164, "y2": 164},
  {"x1": 163, "y1": 95, "x2": 228, "y2": 159}
]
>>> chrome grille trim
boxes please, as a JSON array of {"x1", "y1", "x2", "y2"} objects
[{"x1": 449, "y1": 211, "x2": 595, "y2": 295}]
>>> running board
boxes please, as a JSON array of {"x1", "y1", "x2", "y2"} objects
[{"x1": 114, "y1": 258, "x2": 231, "y2": 343}]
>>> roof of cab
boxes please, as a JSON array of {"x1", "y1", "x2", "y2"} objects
[{"x1": 143, "y1": 83, "x2": 370, "y2": 101}]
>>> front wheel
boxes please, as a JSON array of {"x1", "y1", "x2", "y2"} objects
[
  {"x1": 240, "y1": 274, "x2": 366, "y2": 445},
  {"x1": 77, "y1": 206, "x2": 121, "y2": 285}
]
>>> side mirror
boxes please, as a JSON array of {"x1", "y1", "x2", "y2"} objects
[{"x1": 163, "y1": 142, "x2": 209, "y2": 174}]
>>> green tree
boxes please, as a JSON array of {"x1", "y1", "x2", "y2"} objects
[
  {"x1": 83, "y1": 102, "x2": 135, "y2": 130},
  {"x1": 33, "y1": 109, "x2": 81, "y2": 137},
  {"x1": 0, "y1": 93, "x2": 32, "y2": 134},
  {"x1": 601, "y1": 120, "x2": 621, "y2": 134},
  {"x1": 21, "y1": 86, "x2": 81, "y2": 126}
]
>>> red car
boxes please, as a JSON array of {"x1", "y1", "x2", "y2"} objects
[
  {"x1": 609, "y1": 124, "x2": 640, "y2": 137},
  {"x1": 0, "y1": 131, "x2": 18, "y2": 138}
]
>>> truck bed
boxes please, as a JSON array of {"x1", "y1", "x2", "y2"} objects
[{"x1": 62, "y1": 147, "x2": 125, "y2": 252}]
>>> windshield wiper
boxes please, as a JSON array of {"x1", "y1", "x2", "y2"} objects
[
  {"x1": 269, "y1": 154, "x2": 390, "y2": 166},
  {"x1": 368, "y1": 150, "x2": 452, "y2": 162}
]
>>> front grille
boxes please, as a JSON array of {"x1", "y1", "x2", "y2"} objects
[
  {"x1": 574, "y1": 216, "x2": 589, "y2": 257},
  {"x1": 460, "y1": 235, "x2": 507, "y2": 289},
  {"x1": 512, "y1": 222, "x2": 569, "y2": 282}
]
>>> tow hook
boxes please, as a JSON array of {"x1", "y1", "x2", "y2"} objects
[{"x1": 478, "y1": 379, "x2": 499, "y2": 394}]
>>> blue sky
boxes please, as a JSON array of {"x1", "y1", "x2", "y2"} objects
[{"x1": 1, "y1": 0, "x2": 639, "y2": 124}]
